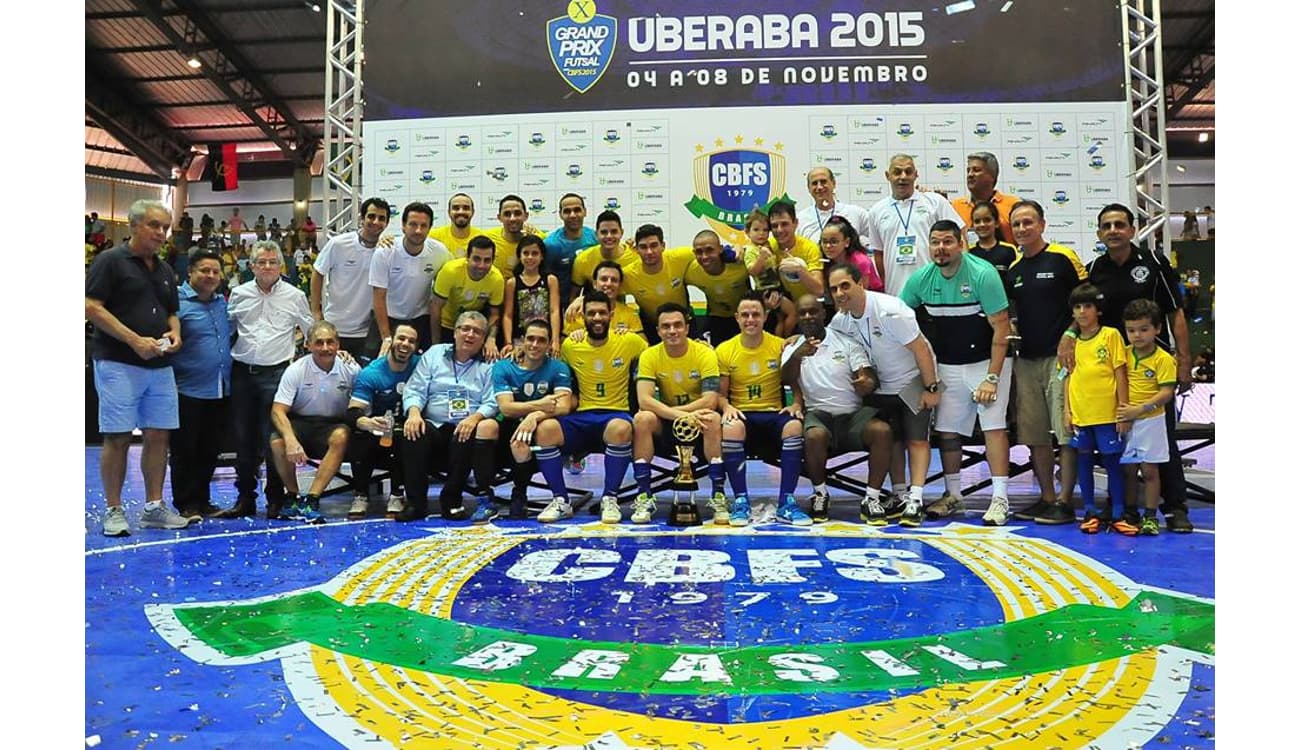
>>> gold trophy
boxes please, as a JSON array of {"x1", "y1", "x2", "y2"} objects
[{"x1": 668, "y1": 414, "x2": 702, "y2": 527}]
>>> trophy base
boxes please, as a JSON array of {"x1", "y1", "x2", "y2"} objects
[{"x1": 667, "y1": 495, "x2": 702, "y2": 527}]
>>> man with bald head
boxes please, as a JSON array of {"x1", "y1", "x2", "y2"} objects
[
  {"x1": 797, "y1": 166, "x2": 870, "y2": 243},
  {"x1": 865, "y1": 154, "x2": 965, "y2": 296},
  {"x1": 683, "y1": 229, "x2": 752, "y2": 344}
]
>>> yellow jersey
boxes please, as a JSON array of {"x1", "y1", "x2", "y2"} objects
[
  {"x1": 571, "y1": 244, "x2": 640, "y2": 289},
  {"x1": 637, "y1": 339, "x2": 721, "y2": 407},
  {"x1": 561, "y1": 332, "x2": 648, "y2": 411},
  {"x1": 432, "y1": 258, "x2": 506, "y2": 328},
  {"x1": 767, "y1": 235, "x2": 825, "y2": 300},
  {"x1": 1067, "y1": 326, "x2": 1127, "y2": 427},
  {"x1": 623, "y1": 247, "x2": 694, "y2": 316},
  {"x1": 684, "y1": 259, "x2": 752, "y2": 317},
  {"x1": 563, "y1": 300, "x2": 644, "y2": 337},
  {"x1": 482, "y1": 227, "x2": 523, "y2": 273},
  {"x1": 1126, "y1": 345, "x2": 1177, "y2": 420},
  {"x1": 716, "y1": 332, "x2": 787, "y2": 411},
  {"x1": 428, "y1": 225, "x2": 483, "y2": 258}
]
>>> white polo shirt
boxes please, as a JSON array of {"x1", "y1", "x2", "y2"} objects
[
  {"x1": 780, "y1": 327, "x2": 870, "y2": 415},
  {"x1": 797, "y1": 201, "x2": 871, "y2": 245},
  {"x1": 865, "y1": 191, "x2": 964, "y2": 297},
  {"x1": 314, "y1": 231, "x2": 378, "y2": 337},
  {"x1": 274, "y1": 355, "x2": 361, "y2": 418},
  {"x1": 829, "y1": 292, "x2": 923, "y2": 396},
  {"x1": 369, "y1": 239, "x2": 452, "y2": 319}
]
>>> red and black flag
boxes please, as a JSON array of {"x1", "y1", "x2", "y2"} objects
[{"x1": 206, "y1": 143, "x2": 239, "y2": 191}]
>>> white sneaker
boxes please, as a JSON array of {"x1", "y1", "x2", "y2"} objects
[
  {"x1": 386, "y1": 494, "x2": 404, "y2": 519},
  {"x1": 139, "y1": 503, "x2": 198, "y2": 530},
  {"x1": 631, "y1": 493, "x2": 656, "y2": 524},
  {"x1": 538, "y1": 497, "x2": 573, "y2": 523},
  {"x1": 708, "y1": 492, "x2": 730, "y2": 525},
  {"x1": 348, "y1": 494, "x2": 369, "y2": 519},
  {"x1": 600, "y1": 496, "x2": 622, "y2": 524},
  {"x1": 983, "y1": 496, "x2": 1010, "y2": 526},
  {"x1": 103, "y1": 505, "x2": 130, "y2": 537}
]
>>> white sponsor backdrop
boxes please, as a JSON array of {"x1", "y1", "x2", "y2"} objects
[{"x1": 364, "y1": 101, "x2": 1130, "y2": 252}]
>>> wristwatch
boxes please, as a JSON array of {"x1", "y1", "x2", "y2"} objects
[
  {"x1": 924, "y1": 381, "x2": 942, "y2": 393},
  {"x1": 984, "y1": 373, "x2": 1000, "y2": 385}
]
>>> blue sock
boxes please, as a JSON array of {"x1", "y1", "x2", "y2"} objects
[
  {"x1": 1103, "y1": 452, "x2": 1126, "y2": 518},
  {"x1": 604, "y1": 443, "x2": 632, "y2": 496},
  {"x1": 536, "y1": 447, "x2": 568, "y2": 498},
  {"x1": 634, "y1": 460, "x2": 652, "y2": 495},
  {"x1": 722, "y1": 440, "x2": 748, "y2": 497},
  {"x1": 709, "y1": 457, "x2": 726, "y2": 496},
  {"x1": 779, "y1": 436, "x2": 804, "y2": 498},
  {"x1": 1077, "y1": 450, "x2": 1096, "y2": 514}
]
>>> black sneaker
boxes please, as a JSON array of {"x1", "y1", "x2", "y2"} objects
[
  {"x1": 1034, "y1": 502, "x2": 1077, "y2": 525},
  {"x1": 881, "y1": 492, "x2": 907, "y2": 519},
  {"x1": 1014, "y1": 499, "x2": 1050, "y2": 521},
  {"x1": 443, "y1": 506, "x2": 469, "y2": 521},
  {"x1": 1165, "y1": 507, "x2": 1194, "y2": 533},
  {"x1": 859, "y1": 496, "x2": 888, "y2": 526},
  {"x1": 1120, "y1": 507, "x2": 1142, "y2": 528},
  {"x1": 508, "y1": 488, "x2": 528, "y2": 519},
  {"x1": 898, "y1": 499, "x2": 924, "y2": 528},
  {"x1": 809, "y1": 492, "x2": 830, "y2": 523}
]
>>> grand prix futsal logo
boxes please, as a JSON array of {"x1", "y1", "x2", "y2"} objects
[
  {"x1": 686, "y1": 136, "x2": 792, "y2": 247},
  {"x1": 146, "y1": 523, "x2": 1213, "y2": 748},
  {"x1": 547, "y1": 1, "x2": 617, "y2": 94}
]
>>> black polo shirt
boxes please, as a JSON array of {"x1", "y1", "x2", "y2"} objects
[
  {"x1": 86, "y1": 246, "x2": 179, "y2": 368},
  {"x1": 969, "y1": 240, "x2": 1019, "y2": 294},
  {"x1": 1085, "y1": 244, "x2": 1183, "y2": 350},
  {"x1": 1007, "y1": 243, "x2": 1088, "y2": 358}
]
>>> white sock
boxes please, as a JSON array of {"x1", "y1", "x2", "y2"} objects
[
  {"x1": 944, "y1": 473, "x2": 963, "y2": 498},
  {"x1": 814, "y1": 483, "x2": 828, "y2": 496},
  {"x1": 864, "y1": 487, "x2": 882, "y2": 502},
  {"x1": 145, "y1": 500, "x2": 162, "y2": 511},
  {"x1": 909, "y1": 486, "x2": 924, "y2": 504},
  {"x1": 992, "y1": 476, "x2": 1009, "y2": 499}
]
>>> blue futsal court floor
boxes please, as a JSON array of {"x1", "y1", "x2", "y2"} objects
[{"x1": 86, "y1": 444, "x2": 1215, "y2": 749}]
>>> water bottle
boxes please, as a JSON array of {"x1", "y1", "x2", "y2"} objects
[{"x1": 379, "y1": 409, "x2": 394, "y2": 447}]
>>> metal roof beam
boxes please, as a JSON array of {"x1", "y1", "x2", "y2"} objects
[
  {"x1": 86, "y1": 166, "x2": 174, "y2": 185},
  {"x1": 1162, "y1": 15, "x2": 1214, "y2": 122},
  {"x1": 85, "y1": 63, "x2": 193, "y2": 180},
  {"x1": 92, "y1": 34, "x2": 321, "y2": 54}
]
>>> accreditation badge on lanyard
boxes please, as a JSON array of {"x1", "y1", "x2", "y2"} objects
[
  {"x1": 447, "y1": 387, "x2": 471, "y2": 421},
  {"x1": 893, "y1": 200, "x2": 917, "y2": 265}
]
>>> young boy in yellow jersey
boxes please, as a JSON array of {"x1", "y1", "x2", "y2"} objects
[
  {"x1": 1062, "y1": 283, "x2": 1131, "y2": 534},
  {"x1": 1117, "y1": 299, "x2": 1178, "y2": 536}
]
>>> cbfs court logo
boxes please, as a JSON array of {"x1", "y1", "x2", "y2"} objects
[
  {"x1": 146, "y1": 523, "x2": 1213, "y2": 749},
  {"x1": 686, "y1": 136, "x2": 791, "y2": 246},
  {"x1": 547, "y1": 1, "x2": 617, "y2": 94}
]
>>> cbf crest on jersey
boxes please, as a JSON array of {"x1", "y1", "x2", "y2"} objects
[
  {"x1": 686, "y1": 137, "x2": 791, "y2": 246},
  {"x1": 547, "y1": 1, "x2": 617, "y2": 94}
]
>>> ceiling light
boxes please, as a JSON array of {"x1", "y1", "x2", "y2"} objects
[
  {"x1": 307, "y1": 2, "x2": 321, "y2": 11},
  {"x1": 1197, "y1": 132, "x2": 1209, "y2": 143},
  {"x1": 186, "y1": 56, "x2": 201, "y2": 69}
]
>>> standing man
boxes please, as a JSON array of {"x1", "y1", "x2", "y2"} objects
[
  {"x1": 532, "y1": 291, "x2": 647, "y2": 523},
  {"x1": 430, "y1": 235, "x2": 505, "y2": 357},
  {"x1": 545, "y1": 192, "x2": 598, "y2": 308},
  {"x1": 345, "y1": 323, "x2": 421, "y2": 519},
  {"x1": 716, "y1": 292, "x2": 807, "y2": 526},
  {"x1": 1056, "y1": 203, "x2": 1195, "y2": 533},
  {"x1": 177, "y1": 211, "x2": 194, "y2": 253},
  {"x1": 254, "y1": 214, "x2": 267, "y2": 241},
  {"x1": 763, "y1": 200, "x2": 825, "y2": 302},
  {"x1": 570, "y1": 210, "x2": 639, "y2": 292},
  {"x1": 311, "y1": 197, "x2": 390, "y2": 361},
  {"x1": 218, "y1": 240, "x2": 315, "y2": 519},
  {"x1": 168, "y1": 248, "x2": 232, "y2": 519},
  {"x1": 825, "y1": 263, "x2": 942, "y2": 524},
  {"x1": 899, "y1": 221, "x2": 1015, "y2": 526},
  {"x1": 867, "y1": 154, "x2": 965, "y2": 296},
  {"x1": 267, "y1": 321, "x2": 361, "y2": 523},
  {"x1": 623, "y1": 224, "x2": 695, "y2": 342},
  {"x1": 398, "y1": 311, "x2": 501, "y2": 522},
  {"x1": 429, "y1": 193, "x2": 482, "y2": 258},
  {"x1": 797, "y1": 166, "x2": 870, "y2": 243},
  {"x1": 631, "y1": 303, "x2": 726, "y2": 524},
  {"x1": 950, "y1": 153, "x2": 1020, "y2": 242},
  {"x1": 1005, "y1": 200, "x2": 1087, "y2": 525},
  {"x1": 684, "y1": 230, "x2": 753, "y2": 344},
  {"x1": 228, "y1": 208, "x2": 245, "y2": 246},
  {"x1": 370, "y1": 201, "x2": 451, "y2": 353},
  {"x1": 484, "y1": 194, "x2": 529, "y2": 274},
  {"x1": 85, "y1": 199, "x2": 194, "y2": 535}
]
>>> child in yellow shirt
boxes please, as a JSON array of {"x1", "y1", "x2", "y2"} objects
[{"x1": 1117, "y1": 299, "x2": 1178, "y2": 536}]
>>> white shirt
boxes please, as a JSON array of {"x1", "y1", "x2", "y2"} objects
[
  {"x1": 780, "y1": 327, "x2": 871, "y2": 415},
  {"x1": 369, "y1": 239, "x2": 452, "y2": 320},
  {"x1": 228, "y1": 278, "x2": 314, "y2": 366},
  {"x1": 273, "y1": 354, "x2": 360, "y2": 417},
  {"x1": 866, "y1": 191, "x2": 964, "y2": 297},
  {"x1": 314, "y1": 231, "x2": 378, "y2": 337},
  {"x1": 829, "y1": 292, "x2": 923, "y2": 395},
  {"x1": 797, "y1": 201, "x2": 871, "y2": 245}
]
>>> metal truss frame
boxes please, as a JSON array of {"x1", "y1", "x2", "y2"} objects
[
  {"x1": 323, "y1": 0, "x2": 364, "y2": 237},
  {"x1": 1122, "y1": 0, "x2": 1170, "y2": 256}
]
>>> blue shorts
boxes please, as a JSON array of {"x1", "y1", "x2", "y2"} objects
[
  {"x1": 94, "y1": 359, "x2": 179, "y2": 433},
  {"x1": 559, "y1": 410, "x2": 633, "y2": 455},
  {"x1": 1070, "y1": 423, "x2": 1124, "y2": 455},
  {"x1": 738, "y1": 411, "x2": 796, "y2": 459}
]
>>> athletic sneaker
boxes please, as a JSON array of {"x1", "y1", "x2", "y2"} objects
[
  {"x1": 510, "y1": 488, "x2": 529, "y2": 519},
  {"x1": 982, "y1": 496, "x2": 1010, "y2": 527},
  {"x1": 538, "y1": 497, "x2": 573, "y2": 523},
  {"x1": 730, "y1": 495, "x2": 751, "y2": 527},
  {"x1": 442, "y1": 506, "x2": 469, "y2": 521},
  {"x1": 470, "y1": 498, "x2": 500, "y2": 524},
  {"x1": 140, "y1": 503, "x2": 199, "y2": 530},
  {"x1": 1139, "y1": 514, "x2": 1161, "y2": 536},
  {"x1": 859, "y1": 496, "x2": 888, "y2": 526},
  {"x1": 708, "y1": 492, "x2": 730, "y2": 526},
  {"x1": 287, "y1": 498, "x2": 325, "y2": 525},
  {"x1": 1079, "y1": 511, "x2": 1106, "y2": 534},
  {"x1": 1034, "y1": 502, "x2": 1077, "y2": 525},
  {"x1": 386, "y1": 494, "x2": 405, "y2": 520},
  {"x1": 1014, "y1": 499, "x2": 1050, "y2": 521},
  {"x1": 776, "y1": 495, "x2": 813, "y2": 526},
  {"x1": 808, "y1": 491, "x2": 831, "y2": 523},
  {"x1": 898, "y1": 498, "x2": 924, "y2": 528},
  {"x1": 565, "y1": 455, "x2": 587, "y2": 475},
  {"x1": 1110, "y1": 517, "x2": 1140, "y2": 536},
  {"x1": 103, "y1": 506, "x2": 130, "y2": 537},
  {"x1": 600, "y1": 495, "x2": 622, "y2": 524},
  {"x1": 1165, "y1": 508, "x2": 1194, "y2": 533},
  {"x1": 882, "y1": 492, "x2": 907, "y2": 519},
  {"x1": 1120, "y1": 507, "x2": 1142, "y2": 528},
  {"x1": 925, "y1": 493, "x2": 965, "y2": 519},
  {"x1": 631, "y1": 493, "x2": 656, "y2": 524},
  {"x1": 348, "y1": 494, "x2": 369, "y2": 520}
]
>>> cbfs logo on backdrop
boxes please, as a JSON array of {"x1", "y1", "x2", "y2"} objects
[
  {"x1": 146, "y1": 524, "x2": 1213, "y2": 749},
  {"x1": 547, "y1": 1, "x2": 617, "y2": 94},
  {"x1": 685, "y1": 136, "x2": 791, "y2": 246}
]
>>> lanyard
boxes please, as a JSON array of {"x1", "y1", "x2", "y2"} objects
[
  {"x1": 853, "y1": 310, "x2": 873, "y2": 356},
  {"x1": 451, "y1": 358, "x2": 474, "y2": 384},
  {"x1": 814, "y1": 202, "x2": 834, "y2": 235},
  {"x1": 893, "y1": 200, "x2": 914, "y2": 234}
]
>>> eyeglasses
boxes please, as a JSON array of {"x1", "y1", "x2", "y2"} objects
[
  {"x1": 456, "y1": 325, "x2": 486, "y2": 335},
  {"x1": 252, "y1": 259, "x2": 281, "y2": 267}
]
